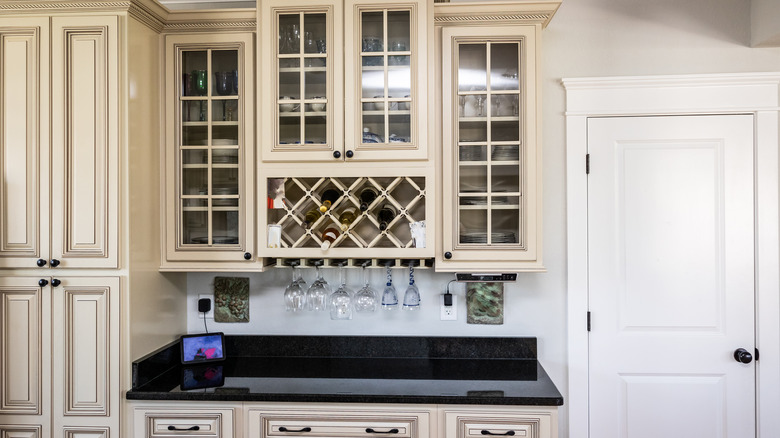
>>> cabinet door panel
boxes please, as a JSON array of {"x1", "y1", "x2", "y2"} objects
[
  {"x1": 0, "y1": 426, "x2": 43, "y2": 438},
  {"x1": 51, "y1": 16, "x2": 118, "y2": 268},
  {"x1": 261, "y1": 0, "x2": 344, "y2": 162},
  {"x1": 52, "y1": 277, "x2": 118, "y2": 419},
  {"x1": 0, "y1": 18, "x2": 50, "y2": 269},
  {"x1": 0, "y1": 283, "x2": 43, "y2": 414}
]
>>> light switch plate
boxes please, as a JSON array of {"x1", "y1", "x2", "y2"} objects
[{"x1": 440, "y1": 294, "x2": 457, "y2": 321}]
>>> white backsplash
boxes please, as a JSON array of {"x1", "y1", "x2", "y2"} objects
[{"x1": 186, "y1": 268, "x2": 551, "y2": 337}]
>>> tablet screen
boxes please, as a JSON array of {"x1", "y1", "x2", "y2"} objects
[{"x1": 180, "y1": 333, "x2": 225, "y2": 364}]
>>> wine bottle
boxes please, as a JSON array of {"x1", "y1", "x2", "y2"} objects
[
  {"x1": 320, "y1": 226, "x2": 340, "y2": 250},
  {"x1": 338, "y1": 206, "x2": 358, "y2": 231},
  {"x1": 359, "y1": 187, "x2": 379, "y2": 211},
  {"x1": 377, "y1": 203, "x2": 397, "y2": 231},
  {"x1": 318, "y1": 188, "x2": 340, "y2": 213},
  {"x1": 304, "y1": 208, "x2": 321, "y2": 227}
]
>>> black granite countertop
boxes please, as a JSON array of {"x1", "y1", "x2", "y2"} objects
[{"x1": 126, "y1": 336, "x2": 563, "y2": 406}]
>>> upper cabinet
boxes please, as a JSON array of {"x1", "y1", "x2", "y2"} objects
[
  {"x1": 435, "y1": 2, "x2": 559, "y2": 272},
  {"x1": 162, "y1": 32, "x2": 258, "y2": 271},
  {"x1": 0, "y1": 15, "x2": 118, "y2": 270},
  {"x1": 259, "y1": 0, "x2": 432, "y2": 162}
]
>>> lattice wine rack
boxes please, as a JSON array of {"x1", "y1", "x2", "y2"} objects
[{"x1": 266, "y1": 176, "x2": 428, "y2": 257}]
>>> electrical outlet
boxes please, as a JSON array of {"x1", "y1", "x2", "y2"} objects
[
  {"x1": 440, "y1": 294, "x2": 457, "y2": 321},
  {"x1": 198, "y1": 294, "x2": 214, "y2": 319}
]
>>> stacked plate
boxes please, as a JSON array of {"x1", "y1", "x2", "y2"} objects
[
  {"x1": 459, "y1": 147, "x2": 486, "y2": 162},
  {"x1": 459, "y1": 231, "x2": 517, "y2": 244},
  {"x1": 491, "y1": 145, "x2": 519, "y2": 161}
]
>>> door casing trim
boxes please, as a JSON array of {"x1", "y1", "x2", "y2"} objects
[{"x1": 563, "y1": 72, "x2": 780, "y2": 438}]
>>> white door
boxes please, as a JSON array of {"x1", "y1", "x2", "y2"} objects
[{"x1": 587, "y1": 115, "x2": 755, "y2": 438}]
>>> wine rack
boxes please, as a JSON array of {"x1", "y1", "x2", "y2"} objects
[{"x1": 267, "y1": 176, "x2": 427, "y2": 254}]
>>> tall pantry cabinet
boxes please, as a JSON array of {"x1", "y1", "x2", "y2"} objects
[{"x1": 0, "y1": 2, "x2": 185, "y2": 438}]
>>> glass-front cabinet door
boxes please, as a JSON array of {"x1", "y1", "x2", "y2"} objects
[
  {"x1": 439, "y1": 25, "x2": 543, "y2": 272},
  {"x1": 260, "y1": 0, "x2": 430, "y2": 162},
  {"x1": 261, "y1": 0, "x2": 344, "y2": 161},
  {"x1": 345, "y1": 0, "x2": 430, "y2": 160},
  {"x1": 163, "y1": 33, "x2": 256, "y2": 270}
]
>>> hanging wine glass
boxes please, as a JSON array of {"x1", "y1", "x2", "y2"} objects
[
  {"x1": 306, "y1": 260, "x2": 330, "y2": 311},
  {"x1": 293, "y1": 260, "x2": 307, "y2": 291},
  {"x1": 284, "y1": 261, "x2": 306, "y2": 312},
  {"x1": 402, "y1": 264, "x2": 420, "y2": 310},
  {"x1": 381, "y1": 265, "x2": 398, "y2": 310},
  {"x1": 329, "y1": 264, "x2": 352, "y2": 320},
  {"x1": 354, "y1": 264, "x2": 378, "y2": 313}
]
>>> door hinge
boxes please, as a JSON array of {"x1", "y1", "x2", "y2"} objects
[
  {"x1": 587, "y1": 311, "x2": 591, "y2": 331},
  {"x1": 586, "y1": 154, "x2": 590, "y2": 174}
]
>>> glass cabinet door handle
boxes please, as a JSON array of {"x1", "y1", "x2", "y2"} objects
[{"x1": 444, "y1": 251, "x2": 453, "y2": 259}]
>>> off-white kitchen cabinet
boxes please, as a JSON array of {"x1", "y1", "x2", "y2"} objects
[
  {"x1": 0, "y1": 15, "x2": 118, "y2": 270},
  {"x1": 434, "y1": 2, "x2": 559, "y2": 272},
  {"x1": 161, "y1": 32, "x2": 258, "y2": 271},
  {"x1": 259, "y1": 0, "x2": 432, "y2": 162},
  {"x1": 246, "y1": 404, "x2": 433, "y2": 438},
  {"x1": 0, "y1": 276, "x2": 119, "y2": 438},
  {"x1": 441, "y1": 405, "x2": 557, "y2": 438},
  {"x1": 132, "y1": 405, "x2": 239, "y2": 438}
]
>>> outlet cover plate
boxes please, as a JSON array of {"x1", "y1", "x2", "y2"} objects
[{"x1": 440, "y1": 294, "x2": 457, "y2": 321}]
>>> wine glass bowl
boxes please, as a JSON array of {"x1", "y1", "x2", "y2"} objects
[
  {"x1": 402, "y1": 265, "x2": 420, "y2": 310},
  {"x1": 214, "y1": 72, "x2": 233, "y2": 96},
  {"x1": 381, "y1": 265, "x2": 398, "y2": 310},
  {"x1": 306, "y1": 263, "x2": 330, "y2": 311},
  {"x1": 354, "y1": 265, "x2": 378, "y2": 313},
  {"x1": 284, "y1": 261, "x2": 306, "y2": 312},
  {"x1": 329, "y1": 265, "x2": 353, "y2": 320}
]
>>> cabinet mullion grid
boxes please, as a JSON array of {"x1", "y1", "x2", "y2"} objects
[
  {"x1": 297, "y1": 12, "x2": 305, "y2": 144},
  {"x1": 206, "y1": 48, "x2": 213, "y2": 245},
  {"x1": 383, "y1": 9, "x2": 389, "y2": 144}
]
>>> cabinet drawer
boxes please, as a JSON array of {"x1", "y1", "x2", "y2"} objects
[
  {"x1": 265, "y1": 418, "x2": 414, "y2": 437},
  {"x1": 461, "y1": 421, "x2": 532, "y2": 437},
  {"x1": 147, "y1": 414, "x2": 222, "y2": 437}
]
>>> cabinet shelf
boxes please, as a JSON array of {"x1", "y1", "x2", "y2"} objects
[
  {"x1": 279, "y1": 66, "x2": 327, "y2": 73},
  {"x1": 360, "y1": 64, "x2": 411, "y2": 71},
  {"x1": 362, "y1": 109, "x2": 411, "y2": 115},
  {"x1": 458, "y1": 116, "x2": 519, "y2": 122}
]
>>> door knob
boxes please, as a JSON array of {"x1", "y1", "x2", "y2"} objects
[
  {"x1": 345, "y1": 150, "x2": 354, "y2": 158},
  {"x1": 333, "y1": 150, "x2": 341, "y2": 159},
  {"x1": 734, "y1": 348, "x2": 753, "y2": 364},
  {"x1": 36, "y1": 259, "x2": 47, "y2": 267},
  {"x1": 243, "y1": 252, "x2": 252, "y2": 260},
  {"x1": 38, "y1": 279, "x2": 48, "y2": 287},
  {"x1": 444, "y1": 251, "x2": 452, "y2": 259},
  {"x1": 51, "y1": 279, "x2": 61, "y2": 287},
  {"x1": 50, "y1": 258, "x2": 60, "y2": 267}
]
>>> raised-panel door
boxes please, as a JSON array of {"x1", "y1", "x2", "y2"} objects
[
  {"x1": 52, "y1": 277, "x2": 118, "y2": 432},
  {"x1": 0, "y1": 17, "x2": 50, "y2": 269},
  {"x1": 0, "y1": 277, "x2": 50, "y2": 436},
  {"x1": 50, "y1": 16, "x2": 118, "y2": 269}
]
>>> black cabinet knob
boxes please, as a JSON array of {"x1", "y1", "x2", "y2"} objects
[
  {"x1": 333, "y1": 150, "x2": 341, "y2": 159},
  {"x1": 345, "y1": 150, "x2": 354, "y2": 158},
  {"x1": 51, "y1": 279, "x2": 61, "y2": 287},
  {"x1": 444, "y1": 251, "x2": 452, "y2": 259},
  {"x1": 50, "y1": 259, "x2": 60, "y2": 267},
  {"x1": 734, "y1": 348, "x2": 753, "y2": 364},
  {"x1": 36, "y1": 259, "x2": 47, "y2": 267},
  {"x1": 243, "y1": 252, "x2": 252, "y2": 260},
  {"x1": 38, "y1": 279, "x2": 48, "y2": 287}
]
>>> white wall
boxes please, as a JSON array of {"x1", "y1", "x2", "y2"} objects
[
  {"x1": 752, "y1": 0, "x2": 780, "y2": 47},
  {"x1": 183, "y1": 0, "x2": 780, "y2": 436}
]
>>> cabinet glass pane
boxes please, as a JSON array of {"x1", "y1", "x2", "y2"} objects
[
  {"x1": 279, "y1": 14, "x2": 301, "y2": 55},
  {"x1": 212, "y1": 210, "x2": 240, "y2": 244},
  {"x1": 388, "y1": 114, "x2": 410, "y2": 143},
  {"x1": 490, "y1": 43, "x2": 520, "y2": 91},
  {"x1": 361, "y1": 66, "x2": 384, "y2": 98},
  {"x1": 388, "y1": 64, "x2": 410, "y2": 97},
  {"x1": 304, "y1": 71, "x2": 327, "y2": 98},
  {"x1": 178, "y1": 45, "x2": 245, "y2": 248},
  {"x1": 183, "y1": 210, "x2": 208, "y2": 244},
  {"x1": 387, "y1": 11, "x2": 410, "y2": 52},
  {"x1": 361, "y1": 12, "x2": 383, "y2": 51},
  {"x1": 459, "y1": 165, "x2": 487, "y2": 193},
  {"x1": 458, "y1": 44, "x2": 487, "y2": 92},
  {"x1": 303, "y1": 14, "x2": 327, "y2": 54},
  {"x1": 280, "y1": 115, "x2": 301, "y2": 144},
  {"x1": 362, "y1": 116, "x2": 385, "y2": 143},
  {"x1": 455, "y1": 40, "x2": 524, "y2": 248},
  {"x1": 305, "y1": 116, "x2": 327, "y2": 144}
]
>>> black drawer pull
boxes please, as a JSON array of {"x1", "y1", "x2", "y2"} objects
[
  {"x1": 167, "y1": 425, "x2": 200, "y2": 431},
  {"x1": 278, "y1": 427, "x2": 312, "y2": 433},
  {"x1": 366, "y1": 428, "x2": 399, "y2": 434},
  {"x1": 481, "y1": 431, "x2": 515, "y2": 436}
]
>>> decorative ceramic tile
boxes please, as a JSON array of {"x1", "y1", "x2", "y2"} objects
[
  {"x1": 466, "y1": 282, "x2": 504, "y2": 325},
  {"x1": 214, "y1": 277, "x2": 249, "y2": 323}
]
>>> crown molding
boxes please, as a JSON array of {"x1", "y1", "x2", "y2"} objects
[
  {"x1": 162, "y1": 9, "x2": 256, "y2": 32},
  {"x1": 434, "y1": 0, "x2": 561, "y2": 28}
]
